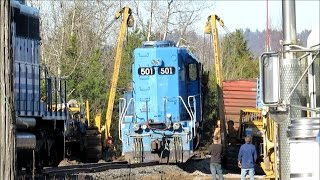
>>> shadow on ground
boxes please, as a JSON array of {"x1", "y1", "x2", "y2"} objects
[{"x1": 178, "y1": 158, "x2": 211, "y2": 174}]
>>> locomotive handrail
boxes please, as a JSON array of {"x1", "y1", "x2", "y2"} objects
[
  {"x1": 119, "y1": 97, "x2": 134, "y2": 142},
  {"x1": 187, "y1": 96, "x2": 195, "y2": 118},
  {"x1": 119, "y1": 98, "x2": 126, "y2": 142},
  {"x1": 120, "y1": 98, "x2": 135, "y2": 121},
  {"x1": 119, "y1": 98, "x2": 126, "y2": 117},
  {"x1": 164, "y1": 96, "x2": 195, "y2": 140},
  {"x1": 187, "y1": 96, "x2": 196, "y2": 139},
  {"x1": 177, "y1": 96, "x2": 194, "y2": 121},
  {"x1": 187, "y1": 94, "x2": 200, "y2": 118},
  {"x1": 163, "y1": 96, "x2": 194, "y2": 121},
  {"x1": 188, "y1": 94, "x2": 200, "y2": 140}
]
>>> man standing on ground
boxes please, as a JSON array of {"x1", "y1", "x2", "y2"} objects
[
  {"x1": 209, "y1": 136, "x2": 224, "y2": 180},
  {"x1": 238, "y1": 135, "x2": 257, "y2": 180}
]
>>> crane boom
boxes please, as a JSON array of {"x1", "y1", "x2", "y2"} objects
[
  {"x1": 105, "y1": 7, "x2": 133, "y2": 138},
  {"x1": 205, "y1": 14, "x2": 227, "y2": 146}
]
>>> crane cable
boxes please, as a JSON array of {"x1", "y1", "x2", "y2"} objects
[
  {"x1": 203, "y1": 19, "x2": 234, "y2": 71},
  {"x1": 222, "y1": 25, "x2": 232, "y2": 37},
  {"x1": 105, "y1": 18, "x2": 118, "y2": 32},
  {"x1": 204, "y1": 21, "x2": 234, "y2": 70}
]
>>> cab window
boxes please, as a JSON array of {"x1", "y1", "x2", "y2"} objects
[{"x1": 188, "y1": 63, "x2": 198, "y2": 81}]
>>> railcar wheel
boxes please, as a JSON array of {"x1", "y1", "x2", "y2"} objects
[
  {"x1": 48, "y1": 143, "x2": 59, "y2": 167},
  {"x1": 82, "y1": 129, "x2": 102, "y2": 163},
  {"x1": 173, "y1": 137, "x2": 183, "y2": 163}
]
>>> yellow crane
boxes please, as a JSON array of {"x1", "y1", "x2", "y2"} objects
[
  {"x1": 105, "y1": 7, "x2": 134, "y2": 140},
  {"x1": 204, "y1": 15, "x2": 227, "y2": 146}
]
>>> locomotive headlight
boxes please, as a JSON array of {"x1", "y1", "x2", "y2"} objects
[
  {"x1": 141, "y1": 124, "x2": 147, "y2": 130},
  {"x1": 166, "y1": 113, "x2": 172, "y2": 119},
  {"x1": 151, "y1": 59, "x2": 162, "y2": 66},
  {"x1": 133, "y1": 123, "x2": 140, "y2": 131},
  {"x1": 173, "y1": 122, "x2": 181, "y2": 130}
]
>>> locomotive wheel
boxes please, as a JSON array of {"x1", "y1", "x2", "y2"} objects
[
  {"x1": 173, "y1": 137, "x2": 183, "y2": 163},
  {"x1": 48, "y1": 143, "x2": 59, "y2": 167}
]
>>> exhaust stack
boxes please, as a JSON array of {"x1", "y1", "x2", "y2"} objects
[{"x1": 279, "y1": 0, "x2": 300, "y2": 179}]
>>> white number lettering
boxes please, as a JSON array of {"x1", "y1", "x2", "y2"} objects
[
  {"x1": 140, "y1": 67, "x2": 154, "y2": 75},
  {"x1": 159, "y1": 67, "x2": 174, "y2": 75},
  {"x1": 144, "y1": 68, "x2": 149, "y2": 75},
  {"x1": 160, "y1": 68, "x2": 165, "y2": 74}
]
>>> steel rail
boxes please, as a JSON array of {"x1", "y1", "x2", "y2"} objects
[{"x1": 42, "y1": 161, "x2": 161, "y2": 176}]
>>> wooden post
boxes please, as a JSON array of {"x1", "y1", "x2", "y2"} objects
[{"x1": 0, "y1": 0, "x2": 16, "y2": 179}]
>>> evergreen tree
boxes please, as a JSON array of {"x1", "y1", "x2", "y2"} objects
[
  {"x1": 61, "y1": 33, "x2": 106, "y2": 115},
  {"x1": 221, "y1": 29, "x2": 259, "y2": 80}
]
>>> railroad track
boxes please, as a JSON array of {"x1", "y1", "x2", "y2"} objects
[
  {"x1": 41, "y1": 155, "x2": 208, "y2": 176},
  {"x1": 17, "y1": 156, "x2": 209, "y2": 179},
  {"x1": 42, "y1": 161, "x2": 160, "y2": 176}
]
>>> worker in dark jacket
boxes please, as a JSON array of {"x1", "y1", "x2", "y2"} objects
[
  {"x1": 209, "y1": 135, "x2": 224, "y2": 180},
  {"x1": 238, "y1": 135, "x2": 257, "y2": 180}
]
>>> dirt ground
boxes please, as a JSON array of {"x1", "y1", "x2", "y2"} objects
[
  {"x1": 132, "y1": 171, "x2": 266, "y2": 180},
  {"x1": 140, "y1": 174, "x2": 266, "y2": 180}
]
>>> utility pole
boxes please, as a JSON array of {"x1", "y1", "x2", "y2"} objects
[{"x1": 0, "y1": 0, "x2": 16, "y2": 179}]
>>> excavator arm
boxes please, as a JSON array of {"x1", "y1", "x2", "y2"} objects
[
  {"x1": 204, "y1": 15, "x2": 227, "y2": 146},
  {"x1": 105, "y1": 7, "x2": 134, "y2": 139}
]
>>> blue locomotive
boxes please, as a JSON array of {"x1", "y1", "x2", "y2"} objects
[
  {"x1": 119, "y1": 41, "x2": 203, "y2": 163},
  {"x1": 11, "y1": 1, "x2": 101, "y2": 172}
]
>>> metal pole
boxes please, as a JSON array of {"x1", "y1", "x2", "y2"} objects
[
  {"x1": 266, "y1": 0, "x2": 269, "y2": 51},
  {"x1": 279, "y1": 0, "x2": 300, "y2": 179},
  {"x1": 282, "y1": 0, "x2": 297, "y2": 51}
]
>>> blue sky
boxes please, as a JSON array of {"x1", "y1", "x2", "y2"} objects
[{"x1": 199, "y1": 0, "x2": 320, "y2": 33}]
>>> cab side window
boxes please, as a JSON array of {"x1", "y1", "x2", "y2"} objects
[{"x1": 188, "y1": 63, "x2": 198, "y2": 81}]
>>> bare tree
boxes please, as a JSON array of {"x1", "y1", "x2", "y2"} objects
[
  {"x1": 26, "y1": 0, "x2": 122, "y2": 114},
  {"x1": 162, "y1": 0, "x2": 173, "y2": 40},
  {"x1": 147, "y1": 0, "x2": 156, "y2": 41},
  {"x1": 155, "y1": 1, "x2": 212, "y2": 44},
  {"x1": 28, "y1": 0, "x2": 119, "y2": 75},
  {"x1": 129, "y1": 1, "x2": 213, "y2": 43}
]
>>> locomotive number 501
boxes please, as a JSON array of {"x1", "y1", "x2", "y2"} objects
[
  {"x1": 159, "y1": 67, "x2": 175, "y2": 75},
  {"x1": 138, "y1": 67, "x2": 155, "y2": 75}
]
